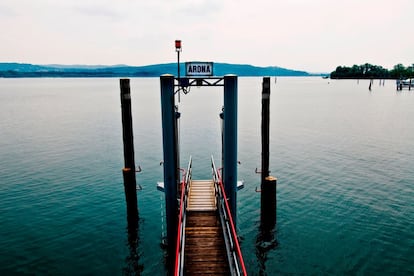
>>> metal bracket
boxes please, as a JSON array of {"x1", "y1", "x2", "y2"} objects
[
  {"x1": 237, "y1": 180, "x2": 244, "y2": 191},
  {"x1": 255, "y1": 168, "x2": 271, "y2": 174},
  {"x1": 175, "y1": 77, "x2": 225, "y2": 87},
  {"x1": 157, "y1": 182, "x2": 165, "y2": 192}
]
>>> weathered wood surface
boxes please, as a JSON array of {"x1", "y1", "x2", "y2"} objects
[
  {"x1": 187, "y1": 180, "x2": 216, "y2": 211},
  {"x1": 184, "y1": 211, "x2": 229, "y2": 275}
]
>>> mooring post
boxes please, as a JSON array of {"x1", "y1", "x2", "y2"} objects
[
  {"x1": 120, "y1": 79, "x2": 138, "y2": 221},
  {"x1": 160, "y1": 74, "x2": 179, "y2": 263},
  {"x1": 261, "y1": 77, "x2": 271, "y2": 183},
  {"x1": 223, "y1": 75, "x2": 238, "y2": 226},
  {"x1": 260, "y1": 77, "x2": 277, "y2": 229}
]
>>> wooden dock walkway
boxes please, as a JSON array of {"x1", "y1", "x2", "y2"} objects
[
  {"x1": 183, "y1": 180, "x2": 230, "y2": 275},
  {"x1": 187, "y1": 180, "x2": 216, "y2": 211}
]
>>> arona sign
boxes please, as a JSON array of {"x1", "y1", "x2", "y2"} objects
[{"x1": 185, "y1": 62, "x2": 213, "y2": 76}]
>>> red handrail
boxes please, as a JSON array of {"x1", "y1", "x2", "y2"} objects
[
  {"x1": 174, "y1": 157, "x2": 245, "y2": 275},
  {"x1": 174, "y1": 170, "x2": 187, "y2": 276},
  {"x1": 216, "y1": 169, "x2": 247, "y2": 275}
]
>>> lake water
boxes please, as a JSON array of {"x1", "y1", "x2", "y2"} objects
[{"x1": 0, "y1": 77, "x2": 413, "y2": 275}]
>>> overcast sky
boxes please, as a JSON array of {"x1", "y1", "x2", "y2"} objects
[{"x1": 1, "y1": 0, "x2": 413, "y2": 72}]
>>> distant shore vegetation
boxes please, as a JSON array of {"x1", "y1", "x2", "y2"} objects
[
  {"x1": 0, "y1": 62, "x2": 311, "y2": 78},
  {"x1": 330, "y1": 63, "x2": 414, "y2": 79}
]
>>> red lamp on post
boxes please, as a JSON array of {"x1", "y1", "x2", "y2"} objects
[
  {"x1": 175, "y1": 40, "x2": 182, "y2": 52},
  {"x1": 175, "y1": 40, "x2": 181, "y2": 79}
]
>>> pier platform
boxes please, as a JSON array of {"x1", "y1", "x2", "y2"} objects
[{"x1": 184, "y1": 180, "x2": 228, "y2": 274}]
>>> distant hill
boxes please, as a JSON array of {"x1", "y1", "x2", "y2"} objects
[{"x1": 0, "y1": 62, "x2": 313, "y2": 78}]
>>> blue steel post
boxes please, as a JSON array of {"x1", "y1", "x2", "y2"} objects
[
  {"x1": 160, "y1": 74, "x2": 178, "y2": 263},
  {"x1": 223, "y1": 75, "x2": 238, "y2": 226}
]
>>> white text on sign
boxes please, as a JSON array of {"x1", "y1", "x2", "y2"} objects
[{"x1": 185, "y1": 62, "x2": 213, "y2": 76}]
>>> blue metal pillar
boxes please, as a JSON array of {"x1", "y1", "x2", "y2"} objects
[
  {"x1": 160, "y1": 74, "x2": 178, "y2": 261},
  {"x1": 223, "y1": 75, "x2": 238, "y2": 226}
]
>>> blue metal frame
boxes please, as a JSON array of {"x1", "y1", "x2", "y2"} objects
[
  {"x1": 223, "y1": 75, "x2": 238, "y2": 225},
  {"x1": 160, "y1": 74, "x2": 179, "y2": 260},
  {"x1": 161, "y1": 74, "x2": 239, "y2": 264}
]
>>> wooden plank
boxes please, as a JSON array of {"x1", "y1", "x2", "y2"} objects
[
  {"x1": 187, "y1": 179, "x2": 216, "y2": 211},
  {"x1": 183, "y1": 210, "x2": 230, "y2": 275}
]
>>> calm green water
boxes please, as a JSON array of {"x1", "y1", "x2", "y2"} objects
[{"x1": 0, "y1": 77, "x2": 413, "y2": 275}]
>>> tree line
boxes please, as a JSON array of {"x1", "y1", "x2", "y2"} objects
[{"x1": 330, "y1": 63, "x2": 414, "y2": 79}]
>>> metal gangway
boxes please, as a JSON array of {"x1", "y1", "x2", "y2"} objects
[{"x1": 174, "y1": 156, "x2": 247, "y2": 275}]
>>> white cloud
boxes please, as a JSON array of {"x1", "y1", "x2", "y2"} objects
[{"x1": 0, "y1": 0, "x2": 413, "y2": 72}]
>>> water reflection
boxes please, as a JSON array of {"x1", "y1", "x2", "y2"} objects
[
  {"x1": 123, "y1": 216, "x2": 143, "y2": 275},
  {"x1": 256, "y1": 225, "x2": 278, "y2": 275}
]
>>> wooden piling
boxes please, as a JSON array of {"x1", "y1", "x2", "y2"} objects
[
  {"x1": 260, "y1": 77, "x2": 276, "y2": 229},
  {"x1": 262, "y1": 176, "x2": 277, "y2": 228},
  {"x1": 261, "y1": 77, "x2": 270, "y2": 182},
  {"x1": 120, "y1": 79, "x2": 138, "y2": 221}
]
